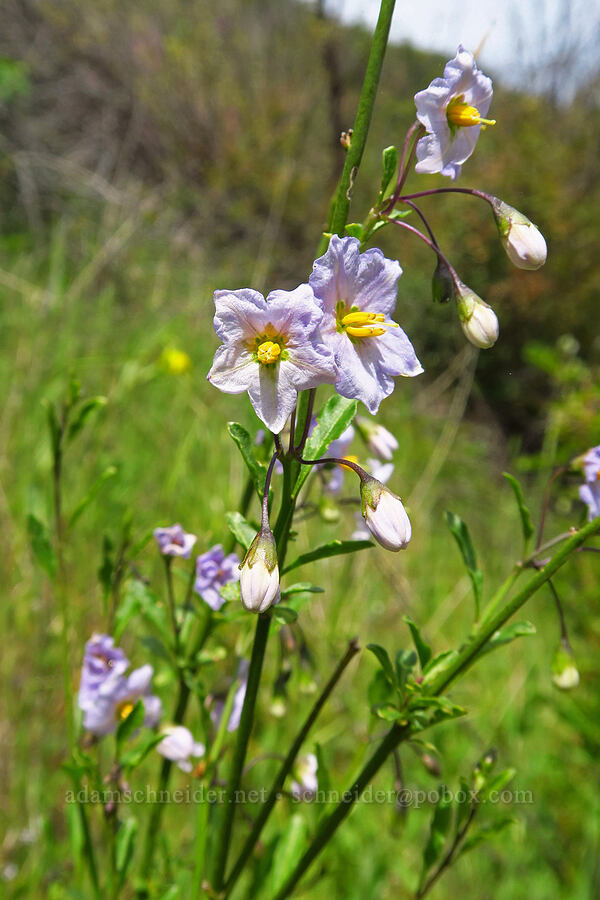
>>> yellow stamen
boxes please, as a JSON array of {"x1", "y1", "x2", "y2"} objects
[
  {"x1": 257, "y1": 340, "x2": 282, "y2": 364},
  {"x1": 447, "y1": 98, "x2": 496, "y2": 129},
  {"x1": 118, "y1": 701, "x2": 135, "y2": 720},
  {"x1": 341, "y1": 310, "x2": 399, "y2": 339},
  {"x1": 340, "y1": 454, "x2": 359, "y2": 470}
]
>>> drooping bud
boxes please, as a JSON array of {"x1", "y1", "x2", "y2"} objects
[
  {"x1": 551, "y1": 646, "x2": 580, "y2": 691},
  {"x1": 492, "y1": 198, "x2": 547, "y2": 270},
  {"x1": 360, "y1": 475, "x2": 411, "y2": 551},
  {"x1": 355, "y1": 417, "x2": 398, "y2": 461},
  {"x1": 455, "y1": 281, "x2": 499, "y2": 349},
  {"x1": 431, "y1": 257, "x2": 456, "y2": 304},
  {"x1": 239, "y1": 527, "x2": 280, "y2": 613}
]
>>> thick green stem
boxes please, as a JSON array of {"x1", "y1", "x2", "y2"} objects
[
  {"x1": 270, "y1": 516, "x2": 600, "y2": 898},
  {"x1": 316, "y1": 0, "x2": 397, "y2": 255},
  {"x1": 224, "y1": 639, "x2": 360, "y2": 895}
]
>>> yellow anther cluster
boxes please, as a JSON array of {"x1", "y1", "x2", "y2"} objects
[
  {"x1": 118, "y1": 701, "x2": 135, "y2": 721},
  {"x1": 446, "y1": 99, "x2": 496, "y2": 129},
  {"x1": 257, "y1": 340, "x2": 282, "y2": 364},
  {"x1": 341, "y1": 310, "x2": 399, "y2": 339}
]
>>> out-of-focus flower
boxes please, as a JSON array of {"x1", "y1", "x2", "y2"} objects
[
  {"x1": 210, "y1": 659, "x2": 249, "y2": 733},
  {"x1": 80, "y1": 663, "x2": 162, "y2": 738},
  {"x1": 207, "y1": 286, "x2": 336, "y2": 433},
  {"x1": 160, "y1": 346, "x2": 192, "y2": 375},
  {"x1": 154, "y1": 524, "x2": 197, "y2": 558},
  {"x1": 355, "y1": 417, "x2": 398, "y2": 461},
  {"x1": 579, "y1": 446, "x2": 600, "y2": 483},
  {"x1": 580, "y1": 482, "x2": 600, "y2": 521},
  {"x1": 291, "y1": 753, "x2": 318, "y2": 799},
  {"x1": 156, "y1": 726, "x2": 205, "y2": 772},
  {"x1": 360, "y1": 476, "x2": 411, "y2": 551},
  {"x1": 309, "y1": 236, "x2": 423, "y2": 414},
  {"x1": 415, "y1": 46, "x2": 494, "y2": 180},
  {"x1": 78, "y1": 634, "x2": 129, "y2": 708},
  {"x1": 194, "y1": 544, "x2": 240, "y2": 611},
  {"x1": 367, "y1": 458, "x2": 394, "y2": 485},
  {"x1": 455, "y1": 282, "x2": 499, "y2": 349},
  {"x1": 552, "y1": 646, "x2": 580, "y2": 691},
  {"x1": 240, "y1": 527, "x2": 280, "y2": 613},
  {"x1": 492, "y1": 199, "x2": 547, "y2": 270}
]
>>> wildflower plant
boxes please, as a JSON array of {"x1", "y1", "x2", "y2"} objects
[{"x1": 26, "y1": 4, "x2": 600, "y2": 899}]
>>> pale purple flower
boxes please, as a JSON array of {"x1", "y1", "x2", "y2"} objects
[
  {"x1": 80, "y1": 663, "x2": 162, "y2": 738},
  {"x1": 156, "y1": 726, "x2": 205, "y2": 773},
  {"x1": 207, "y1": 285, "x2": 337, "y2": 433},
  {"x1": 580, "y1": 482, "x2": 600, "y2": 521},
  {"x1": 78, "y1": 634, "x2": 129, "y2": 708},
  {"x1": 415, "y1": 46, "x2": 494, "y2": 180},
  {"x1": 154, "y1": 524, "x2": 197, "y2": 558},
  {"x1": 309, "y1": 236, "x2": 423, "y2": 414},
  {"x1": 194, "y1": 545, "x2": 240, "y2": 611},
  {"x1": 367, "y1": 458, "x2": 394, "y2": 485},
  {"x1": 291, "y1": 753, "x2": 318, "y2": 799},
  {"x1": 582, "y1": 446, "x2": 600, "y2": 483},
  {"x1": 355, "y1": 417, "x2": 398, "y2": 461},
  {"x1": 210, "y1": 659, "x2": 249, "y2": 733}
]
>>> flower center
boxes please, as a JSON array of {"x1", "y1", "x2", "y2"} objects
[
  {"x1": 446, "y1": 95, "x2": 496, "y2": 129},
  {"x1": 257, "y1": 340, "x2": 282, "y2": 365},
  {"x1": 337, "y1": 307, "x2": 399, "y2": 339},
  {"x1": 117, "y1": 700, "x2": 135, "y2": 720}
]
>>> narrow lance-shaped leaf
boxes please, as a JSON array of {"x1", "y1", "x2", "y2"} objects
[
  {"x1": 419, "y1": 787, "x2": 453, "y2": 888},
  {"x1": 27, "y1": 514, "x2": 57, "y2": 580},
  {"x1": 503, "y1": 472, "x2": 534, "y2": 552},
  {"x1": 445, "y1": 511, "x2": 483, "y2": 618},
  {"x1": 66, "y1": 396, "x2": 108, "y2": 444},
  {"x1": 479, "y1": 621, "x2": 536, "y2": 657},
  {"x1": 282, "y1": 539, "x2": 372, "y2": 575},
  {"x1": 366, "y1": 643, "x2": 397, "y2": 687},
  {"x1": 68, "y1": 466, "x2": 117, "y2": 530},
  {"x1": 227, "y1": 422, "x2": 268, "y2": 498},
  {"x1": 377, "y1": 145, "x2": 398, "y2": 203},
  {"x1": 294, "y1": 395, "x2": 358, "y2": 495},
  {"x1": 404, "y1": 615, "x2": 432, "y2": 669},
  {"x1": 225, "y1": 511, "x2": 258, "y2": 552}
]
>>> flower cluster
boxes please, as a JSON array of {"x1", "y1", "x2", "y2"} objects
[{"x1": 78, "y1": 635, "x2": 162, "y2": 738}]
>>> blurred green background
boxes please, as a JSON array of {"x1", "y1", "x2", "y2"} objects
[{"x1": 1, "y1": 1, "x2": 599, "y2": 898}]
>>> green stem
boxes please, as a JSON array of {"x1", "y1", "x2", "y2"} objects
[
  {"x1": 316, "y1": 0, "x2": 397, "y2": 255},
  {"x1": 224, "y1": 639, "x2": 360, "y2": 895},
  {"x1": 209, "y1": 612, "x2": 271, "y2": 892},
  {"x1": 270, "y1": 515, "x2": 600, "y2": 898},
  {"x1": 191, "y1": 779, "x2": 210, "y2": 897}
]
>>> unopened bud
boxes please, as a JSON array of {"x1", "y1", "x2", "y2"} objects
[
  {"x1": 239, "y1": 527, "x2": 280, "y2": 613},
  {"x1": 456, "y1": 282, "x2": 499, "y2": 349},
  {"x1": 552, "y1": 646, "x2": 579, "y2": 691},
  {"x1": 431, "y1": 258, "x2": 455, "y2": 304},
  {"x1": 355, "y1": 417, "x2": 398, "y2": 461},
  {"x1": 492, "y1": 198, "x2": 547, "y2": 270},
  {"x1": 360, "y1": 476, "x2": 411, "y2": 551}
]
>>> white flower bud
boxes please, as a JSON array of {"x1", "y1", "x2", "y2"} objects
[
  {"x1": 492, "y1": 199, "x2": 547, "y2": 270},
  {"x1": 360, "y1": 476, "x2": 411, "y2": 551},
  {"x1": 240, "y1": 527, "x2": 280, "y2": 613},
  {"x1": 551, "y1": 646, "x2": 580, "y2": 691},
  {"x1": 356, "y1": 417, "x2": 398, "y2": 461},
  {"x1": 456, "y1": 282, "x2": 499, "y2": 349}
]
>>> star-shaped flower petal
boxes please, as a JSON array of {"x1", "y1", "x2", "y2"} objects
[
  {"x1": 309, "y1": 236, "x2": 422, "y2": 414},
  {"x1": 207, "y1": 285, "x2": 336, "y2": 434},
  {"x1": 194, "y1": 544, "x2": 240, "y2": 611},
  {"x1": 414, "y1": 46, "x2": 494, "y2": 180}
]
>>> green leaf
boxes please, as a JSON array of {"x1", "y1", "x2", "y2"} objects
[
  {"x1": 27, "y1": 514, "x2": 57, "y2": 579},
  {"x1": 66, "y1": 396, "x2": 108, "y2": 444},
  {"x1": 344, "y1": 223, "x2": 364, "y2": 239},
  {"x1": 422, "y1": 649, "x2": 459, "y2": 681},
  {"x1": 115, "y1": 579, "x2": 169, "y2": 641},
  {"x1": 140, "y1": 635, "x2": 172, "y2": 663},
  {"x1": 225, "y1": 511, "x2": 258, "y2": 551},
  {"x1": 374, "y1": 704, "x2": 404, "y2": 722},
  {"x1": 273, "y1": 606, "x2": 298, "y2": 626},
  {"x1": 368, "y1": 668, "x2": 396, "y2": 709},
  {"x1": 68, "y1": 466, "x2": 117, "y2": 529},
  {"x1": 421, "y1": 787, "x2": 453, "y2": 882},
  {"x1": 294, "y1": 395, "x2": 358, "y2": 495},
  {"x1": 281, "y1": 583, "x2": 324, "y2": 596},
  {"x1": 227, "y1": 422, "x2": 268, "y2": 497},
  {"x1": 219, "y1": 580, "x2": 241, "y2": 604},
  {"x1": 378, "y1": 145, "x2": 398, "y2": 200},
  {"x1": 66, "y1": 800, "x2": 84, "y2": 861},
  {"x1": 457, "y1": 818, "x2": 514, "y2": 857},
  {"x1": 98, "y1": 534, "x2": 114, "y2": 596},
  {"x1": 395, "y1": 649, "x2": 417, "y2": 694},
  {"x1": 445, "y1": 511, "x2": 483, "y2": 615},
  {"x1": 483, "y1": 767, "x2": 516, "y2": 797},
  {"x1": 481, "y1": 621, "x2": 536, "y2": 657},
  {"x1": 503, "y1": 472, "x2": 534, "y2": 549},
  {"x1": 116, "y1": 700, "x2": 145, "y2": 752},
  {"x1": 120, "y1": 733, "x2": 165, "y2": 770},
  {"x1": 115, "y1": 817, "x2": 138, "y2": 876},
  {"x1": 282, "y1": 539, "x2": 372, "y2": 575},
  {"x1": 404, "y1": 616, "x2": 432, "y2": 669},
  {"x1": 314, "y1": 743, "x2": 331, "y2": 797},
  {"x1": 266, "y1": 814, "x2": 308, "y2": 897},
  {"x1": 366, "y1": 643, "x2": 396, "y2": 687}
]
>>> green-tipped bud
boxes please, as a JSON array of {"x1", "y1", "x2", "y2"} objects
[
  {"x1": 552, "y1": 646, "x2": 580, "y2": 691},
  {"x1": 432, "y1": 258, "x2": 456, "y2": 304},
  {"x1": 239, "y1": 526, "x2": 280, "y2": 613},
  {"x1": 456, "y1": 281, "x2": 499, "y2": 349},
  {"x1": 360, "y1": 476, "x2": 411, "y2": 551},
  {"x1": 492, "y1": 198, "x2": 547, "y2": 270}
]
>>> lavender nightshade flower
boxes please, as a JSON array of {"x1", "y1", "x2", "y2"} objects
[
  {"x1": 78, "y1": 634, "x2": 129, "y2": 708},
  {"x1": 154, "y1": 524, "x2": 197, "y2": 558},
  {"x1": 194, "y1": 544, "x2": 240, "y2": 611},
  {"x1": 207, "y1": 285, "x2": 337, "y2": 433},
  {"x1": 309, "y1": 236, "x2": 423, "y2": 414},
  {"x1": 580, "y1": 482, "x2": 600, "y2": 521},
  {"x1": 80, "y1": 663, "x2": 162, "y2": 738},
  {"x1": 156, "y1": 726, "x2": 205, "y2": 773},
  {"x1": 355, "y1": 417, "x2": 398, "y2": 461},
  {"x1": 581, "y1": 446, "x2": 600, "y2": 483},
  {"x1": 210, "y1": 659, "x2": 249, "y2": 733},
  {"x1": 415, "y1": 46, "x2": 494, "y2": 180}
]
